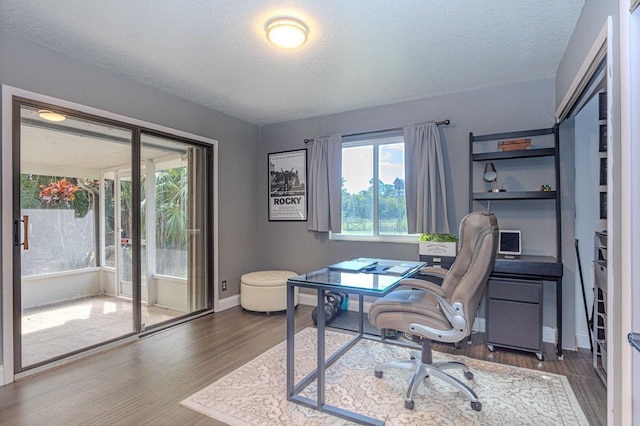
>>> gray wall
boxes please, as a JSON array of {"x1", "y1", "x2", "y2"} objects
[
  {"x1": 556, "y1": 0, "x2": 617, "y2": 110},
  {"x1": 259, "y1": 78, "x2": 556, "y2": 274},
  {"x1": 0, "y1": 32, "x2": 260, "y2": 299},
  {"x1": 259, "y1": 78, "x2": 573, "y2": 345}
]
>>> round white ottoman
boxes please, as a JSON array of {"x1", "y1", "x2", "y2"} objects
[{"x1": 240, "y1": 270, "x2": 299, "y2": 314}]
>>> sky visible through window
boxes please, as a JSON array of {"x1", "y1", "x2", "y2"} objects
[{"x1": 342, "y1": 141, "x2": 404, "y2": 193}]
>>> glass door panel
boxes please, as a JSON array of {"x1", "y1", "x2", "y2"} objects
[
  {"x1": 17, "y1": 105, "x2": 135, "y2": 369},
  {"x1": 139, "y1": 133, "x2": 209, "y2": 327}
]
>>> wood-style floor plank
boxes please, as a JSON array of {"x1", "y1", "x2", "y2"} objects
[{"x1": 0, "y1": 305, "x2": 605, "y2": 425}]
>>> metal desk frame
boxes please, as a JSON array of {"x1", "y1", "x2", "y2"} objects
[{"x1": 286, "y1": 260, "x2": 424, "y2": 426}]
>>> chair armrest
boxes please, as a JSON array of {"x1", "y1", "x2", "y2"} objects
[
  {"x1": 418, "y1": 266, "x2": 448, "y2": 278},
  {"x1": 399, "y1": 278, "x2": 467, "y2": 333},
  {"x1": 397, "y1": 278, "x2": 447, "y2": 298}
]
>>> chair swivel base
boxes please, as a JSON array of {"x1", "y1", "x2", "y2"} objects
[{"x1": 374, "y1": 353, "x2": 482, "y2": 412}]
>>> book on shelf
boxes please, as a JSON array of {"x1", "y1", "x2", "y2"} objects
[
  {"x1": 498, "y1": 138, "x2": 532, "y2": 146},
  {"x1": 498, "y1": 143, "x2": 531, "y2": 152},
  {"x1": 497, "y1": 138, "x2": 531, "y2": 152}
]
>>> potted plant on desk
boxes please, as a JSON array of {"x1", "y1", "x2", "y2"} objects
[{"x1": 418, "y1": 233, "x2": 458, "y2": 257}]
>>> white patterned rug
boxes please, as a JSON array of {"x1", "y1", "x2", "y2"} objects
[{"x1": 181, "y1": 328, "x2": 588, "y2": 425}]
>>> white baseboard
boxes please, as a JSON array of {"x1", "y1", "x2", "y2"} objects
[
  {"x1": 218, "y1": 294, "x2": 240, "y2": 311},
  {"x1": 575, "y1": 331, "x2": 591, "y2": 349},
  {"x1": 299, "y1": 294, "x2": 558, "y2": 344}
]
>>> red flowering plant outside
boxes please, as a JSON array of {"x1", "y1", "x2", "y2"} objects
[{"x1": 39, "y1": 178, "x2": 79, "y2": 207}]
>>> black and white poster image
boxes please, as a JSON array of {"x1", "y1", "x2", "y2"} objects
[{"x1": 268, "y1": 149, "x2": 307, "y2": 221}]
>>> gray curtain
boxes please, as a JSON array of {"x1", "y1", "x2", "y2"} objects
[
  {"x1": 403, "y1": 122, "x2": 450, "y2": 234},
  {"x1": 307, "y1": 135, "x2": 342, "y2": 232}
]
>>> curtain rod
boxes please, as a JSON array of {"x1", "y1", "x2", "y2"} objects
[{"x1": 303, "y1": 119, "x2": 450, "y2": 144}]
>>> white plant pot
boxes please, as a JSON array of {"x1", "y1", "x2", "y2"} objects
[{"x1": 419, "y1": 241, "x2": 457, "y2": 257}]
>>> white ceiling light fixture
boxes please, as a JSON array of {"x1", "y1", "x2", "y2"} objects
[
  {"x1": 265, "y1": 17, "x2": 309, "y2": 49},
  {"x1": 38, "y1": 109, "x2": 66, "y2": 122}
]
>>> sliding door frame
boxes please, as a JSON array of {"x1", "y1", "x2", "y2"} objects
[{"x1": 1, "y1": 85, "x2": 219, "y2": 383}]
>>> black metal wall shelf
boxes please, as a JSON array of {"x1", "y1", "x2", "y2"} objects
[
  {"x1": 469, "y1": 126, "x2": 564, "y2": 358},
  {"x1": 472, "y1": 191, "x2": 556, "y2": 200},
  {"x1": 472, "y1": 148, "x2": 556, "y2": 162}
]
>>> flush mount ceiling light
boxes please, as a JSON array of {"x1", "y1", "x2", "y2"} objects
[
  {"x1": 265, "y1": 17, "x2": 308, "y2": 49},
  {"x1": 38, "y1": 109, "x2": 66, "y2": 122}
]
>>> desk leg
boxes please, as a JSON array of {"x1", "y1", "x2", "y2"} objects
[
  {"x1": 317, "y1": 289, "x2": 326, "y2": 407},
  {"x1": 359, "y1": 294, "x2": 364, "y2": 336},
  {"x1": 557, "y1": 277, "x2": 563, "y2": 359},
  {"x1": 286, "y1": 283, "x2": 295, "y2": 398}
]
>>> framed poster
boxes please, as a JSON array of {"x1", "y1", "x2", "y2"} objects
[{"x1": 268, "y1": 149, "x2": 307, "y2": 221}]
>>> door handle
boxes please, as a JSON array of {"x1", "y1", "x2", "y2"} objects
[
  {"x1": 14, "y1": 215, "x2": 29, "y2": 250},
  {"x1": 23, "y1": 215, "x2": 29, "y2": 250},
  {"x1": 628, "y1": 332, "x2": 640, "y2": 353}
]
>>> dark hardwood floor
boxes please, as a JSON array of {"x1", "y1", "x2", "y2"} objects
[{"x1": 0, "y1": 305, "x2": 605, "y2": 425}]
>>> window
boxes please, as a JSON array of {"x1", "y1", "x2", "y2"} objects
[
  {"x1": 339, "y1": 134, "x2": 410, "y2": 239},
  {"x1": 155, "y1": 165, "x2": 189, "y2": 278},
  {"x1": 21, "y1": 174, "x2": 97, "y2": 276}
]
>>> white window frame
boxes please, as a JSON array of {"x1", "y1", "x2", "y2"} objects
[{"x1": 332, "y1": 133, "x2": 418, "y2": 243}]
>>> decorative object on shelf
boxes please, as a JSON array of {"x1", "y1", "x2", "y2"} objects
[
  {"x1": 268, "y1": 149, "x2": 307, "y2": 221},
  {"x1": 540, "y1": 184, "x2": 552, "y2": 192},
  {"x1": 418, "y1": 233, "x2": 458, "y2": 256},
  {"x1": 497, "y1": 138, "x2": 531, "y2": 152},
  {"x1": 483, "y1": 162, "x2": 506, "y2": 192}
]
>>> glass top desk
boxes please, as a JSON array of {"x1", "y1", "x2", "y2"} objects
[{"x1": 286, "y1": 258, "x2": 425, "y2": 426}]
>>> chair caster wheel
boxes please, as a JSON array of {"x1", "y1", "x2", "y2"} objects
[
  {"x1": 464, "y1": 371, "x2": 474, "y2": 380},
  {"x1": 404, "y1": 400, "x2": 415, "y2": 410},
  {"x1": 471, "y1": 401, "x2": 482, "y2": 411},
  {"x1": 375, "y1": 370, "x2": 383, "y2": 378}
]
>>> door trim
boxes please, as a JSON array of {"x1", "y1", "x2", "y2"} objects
[{"x1": 1, "y1": 85, "x2": 219, "y2": 384}]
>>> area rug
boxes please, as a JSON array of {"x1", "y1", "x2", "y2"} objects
[{"x1": 181, "y1": 328, "x2": 588, "y2": 425}]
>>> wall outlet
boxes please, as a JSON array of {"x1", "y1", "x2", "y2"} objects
[{"x1": 222, "y1": 280, "x2": 227, "y2": 291}]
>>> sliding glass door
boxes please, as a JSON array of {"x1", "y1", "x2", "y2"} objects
[
  {"x1": 140, "y1": 133, "x2": 209, "y2": 327},
  {"x1": 13, "y1": 99, "x2": 212, "y2": 372}
]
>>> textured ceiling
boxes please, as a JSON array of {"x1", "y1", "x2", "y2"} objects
[{"x1": 0, "y1": 0, "x2": 584, "y2": 125}]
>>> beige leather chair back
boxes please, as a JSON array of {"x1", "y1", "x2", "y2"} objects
[{"x1": 440, "y1": 212, "x2": 498, "y2": 323}]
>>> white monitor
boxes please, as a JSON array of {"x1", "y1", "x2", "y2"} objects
[{"x1": 498, "y1": 230, "x2": 521, "y2": 257}]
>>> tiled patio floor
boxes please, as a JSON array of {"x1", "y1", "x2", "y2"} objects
[{"x1": 21, "y1": 295, "x2": 182, "y2": 366}]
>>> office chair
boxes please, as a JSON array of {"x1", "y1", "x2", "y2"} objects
[{"x1": 368, "y1": 211, "x2": 498, "y2": 411}]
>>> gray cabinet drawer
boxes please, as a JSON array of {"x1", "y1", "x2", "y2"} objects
[
  {"x1": 486, "y1": 279, "x2": 543, "y2": 354},
  {"x1": 486, "y1": 299, "x2": 542, "y2": 351},
  {"x1": 488, "y1": 279, "x2": 541, "y2": 304}
]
